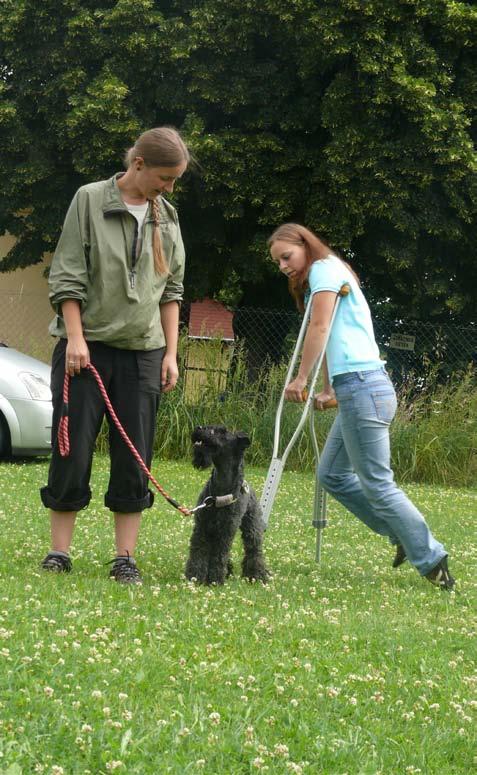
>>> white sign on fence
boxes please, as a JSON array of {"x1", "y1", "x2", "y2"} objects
[{"x1": 389, "y1": 333, "x2": 416, "y2": 352}]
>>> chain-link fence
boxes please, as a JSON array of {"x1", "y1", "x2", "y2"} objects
[
  {"x1": 180, "y1": 303, "x2": 477, "y2": 395},
  {"x1": 1, "y1": 292, "x2": 475, "y2": 386},
  {"x1": 0, "y1": 290, "x2": 56, "y2": 361}
]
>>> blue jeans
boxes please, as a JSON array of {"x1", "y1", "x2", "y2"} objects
[{"x1": 318, "y1": 368, "x2": 446, "y2": 575}]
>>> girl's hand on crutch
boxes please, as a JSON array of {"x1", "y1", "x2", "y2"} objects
[
  {"x1": 285, "y1": 375, "x2": 307, "y2": 402},
  {"x1": 314, "y1": 388, "x2": 337, "y2": 411}
]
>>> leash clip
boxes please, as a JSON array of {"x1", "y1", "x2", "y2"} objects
[
  {"x1": 190, "y1": 495, "x2": 216, "y2": 514},
  {"x1": 190, "y1": 493, "x2": 237, "y2": 513}
]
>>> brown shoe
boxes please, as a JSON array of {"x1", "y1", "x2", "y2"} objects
[{"x1": 392, "y1": 544, "x2": 407, "y2": 568}]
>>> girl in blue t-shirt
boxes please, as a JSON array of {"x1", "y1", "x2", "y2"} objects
[{"x1": 269, "y1": 223, "x2": 455, "y2": 590}]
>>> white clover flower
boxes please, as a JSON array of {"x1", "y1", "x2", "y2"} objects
[
  {"x1": 208, "y1": 712, "x2": 221, "y2": 725},
  {"x1": 286, "y1": 763, "x2": 303, "y2": 774},
  {"x1": 43, "y1": 686, "x2": 54, "y2": 697},
  {"x1": 274, "y1": 743, "x2": 289, "y2": 758},
  {"x1": 91, "y1": 690, "x2": 102, "y2": 699}
]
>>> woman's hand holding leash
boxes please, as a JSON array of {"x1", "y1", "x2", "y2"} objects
[
  {"x1": 62, "y1": 301, "x2": 90, "y2": 376},
  {"x1": 65, "y1": 334, "x2": 90, "y2": 376}
]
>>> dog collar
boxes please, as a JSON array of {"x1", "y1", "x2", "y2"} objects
[{"x1": 192, "y1": 480, "x2": 250, "y2": 513}]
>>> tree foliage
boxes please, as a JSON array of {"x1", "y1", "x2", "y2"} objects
[{"x1": 0, "y1": 0, "x2": 475, "y2": 319}]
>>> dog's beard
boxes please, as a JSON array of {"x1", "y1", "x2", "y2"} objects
[{"x1": 192, "y1": 444, "x2": 214, "y2": 469}]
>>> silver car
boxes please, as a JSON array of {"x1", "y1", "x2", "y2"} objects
[{"x1": 0, "y1": 344, "x2": 53, "y2": 457}]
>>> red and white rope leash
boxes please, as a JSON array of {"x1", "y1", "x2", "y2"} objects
[{"x1": 58, "y1": 363, "x2": 193, "y2": 517}]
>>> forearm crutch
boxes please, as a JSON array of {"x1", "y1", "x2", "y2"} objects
[
  {"x1": 260, "y1": 284, "x2": 350, "y2": 535},
  {"x1": 309, "y1": 404, "x2": 329, "y2": 563}
]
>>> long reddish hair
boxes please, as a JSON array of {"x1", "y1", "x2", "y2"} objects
[{"x1": 268, "y1": 223, "x2": 336, "y2": 312}]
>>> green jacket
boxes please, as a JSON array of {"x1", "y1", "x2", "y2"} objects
[{"x1": 48, "y1": 174, "x2": 185, "y2": 350}]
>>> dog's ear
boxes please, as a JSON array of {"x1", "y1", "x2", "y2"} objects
[{"x1": 235, "y1": 431, "x2": 251, "y2": 449}]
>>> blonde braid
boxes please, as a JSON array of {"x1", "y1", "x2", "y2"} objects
[{"x1": 150, "y1": 198, "x2": 170, "y2": 276}]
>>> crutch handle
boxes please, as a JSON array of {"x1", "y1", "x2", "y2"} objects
[
  {"x1": 301, "y1": 390, "x2": 337, "y2": 409},
  {"x1": 314, "y1": 396, "x2": 337, "y2": 410}
]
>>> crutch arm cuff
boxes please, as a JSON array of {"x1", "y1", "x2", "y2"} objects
[{"x1": 312, "y1": 519, "x2": 327, "y2": 528}]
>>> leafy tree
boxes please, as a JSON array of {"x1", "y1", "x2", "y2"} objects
[{"x1": 0, "y1": 0, "x2": 475, "y2": 320}]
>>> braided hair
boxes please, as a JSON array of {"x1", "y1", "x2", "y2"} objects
[
  {"x1": 150, "y1": 197, "x2": 168, "y2": 275},
  {"x1": 125, "y1": 127, "x2": 190, "y2": 276}
]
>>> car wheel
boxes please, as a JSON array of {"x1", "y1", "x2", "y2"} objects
[{"x1": 0, "y1": 413, "x2": 11, "y2": 458}]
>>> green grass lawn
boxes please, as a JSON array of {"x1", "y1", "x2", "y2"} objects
[{"x1": 0, "y1": 457, "x2": 475, "y2": 775}]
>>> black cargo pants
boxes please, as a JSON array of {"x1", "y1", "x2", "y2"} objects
[{"x1": 40, "y1": 339, "x2": 165, "y2": 513}]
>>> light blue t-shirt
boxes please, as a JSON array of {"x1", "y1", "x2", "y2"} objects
[{"x1": 305, "y1": 255, "x2": 385, "y2": 381}]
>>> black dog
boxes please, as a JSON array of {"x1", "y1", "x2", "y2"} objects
[{"x1": 185, "y1": 425, "x2": 269, "y2": 585}]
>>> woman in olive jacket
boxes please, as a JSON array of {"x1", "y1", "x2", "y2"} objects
[{"x1": 41, "y1": 127, "x2": 190, "y2": 583}]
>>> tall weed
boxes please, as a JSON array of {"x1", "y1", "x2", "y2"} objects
[
  {"x1": 391, "y1": 364, "x2": 477, "y2": 486},
  {"x1": 98, "y1": 335, "x2": 476, "y2": 487}
]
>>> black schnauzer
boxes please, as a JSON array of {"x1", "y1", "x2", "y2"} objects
[{"x1": 185, "y1": 425, "x2": 269, "y2": 585}]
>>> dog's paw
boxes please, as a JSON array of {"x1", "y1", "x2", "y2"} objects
[
  {"x1": 241, "y1": 563, "x2": 271, "y2": 584},
  {"x1": 206, "y1": 575, "x2": 226, "y2": 586},
  {"x1": 185, "y1": 569, "x2": 208, "y2": 584}
]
